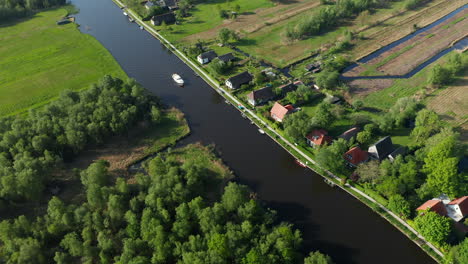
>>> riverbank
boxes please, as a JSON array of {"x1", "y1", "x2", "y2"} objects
[{"x1": 112, "y1": 0, "x2": 445, "y2": 262}]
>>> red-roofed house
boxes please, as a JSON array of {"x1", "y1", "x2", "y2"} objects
[
  {"x1": 270, "y1": 102, "x2": 293, "y2": 122},
  {"x1": 343, "y1": 147, "x2": 369, "y2": 167},
  {"x1": 447, "y1": 196, "x2": 468, "y2": 222},
  {"x1": 416, "y1": 200, "x2": 448, "y2": 217},
  {"x1": 305, "y1": 129, "x2": 332, "y2": 147}
]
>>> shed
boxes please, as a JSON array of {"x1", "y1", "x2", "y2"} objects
[
  {"x1": 226, "y1": 72, "x2": 252, "y2": 89},
  {"x1": 150, "y1": 13, "x2": 176, "y2": 26},
  {"x1": 338, "y1": 127, "x2": 360, "y2": 141}
]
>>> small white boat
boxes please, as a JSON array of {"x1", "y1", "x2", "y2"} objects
[
  {"x1": 139, "y1": 26, "x2": 144, "y2": 30},
  {"x1": 128, "y1": 17, "x2": 134, "y2": 22},
  {"x1": 258, "y1": 129, "x2": 265, "y2": 134},
  {"x1": 123, "y1": 11, "x2": 128, "y2": 16},
  {"x1": 172, "y1": 73, "x2": 184, "y2": 85}
]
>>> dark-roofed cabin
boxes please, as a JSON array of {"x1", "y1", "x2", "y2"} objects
[
  {"x1": 343, "y1": 147, "x2": 369, "y2": 167},
  {"x1": 278, "y1": 82, "x2": 298, "y2": 95},
  {"x1": 197, "y1": 50, "x2": 218, "y2": 64},
  {"x1": 218, "y1": 53, "x2": 235, "y2": 63},
  {"x1": 226, "y1": 72, "x2": 252, "y2": 89},
  {"x1": 151, "y1": 13, "x2": 176, "y2": 26},
  {"x1": 368, "y1": 136, "x2": 394, "y2": 160},
  {"x1": 388, "y1": 147, "x2": 407, "y2": 162},
  {"x1": 338, "y1": 127, "x2": 360, "y2": 141},
  {"x1": 159, "y1": 0, "x2": 179, "y2": 10},
  {"x1": 246, "y1": 87, "x2": 274, "y2": 106}
]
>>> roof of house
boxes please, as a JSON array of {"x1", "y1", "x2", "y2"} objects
[
  {"x1": 227, "y1": 71, "x2": 252, "y2": 87},
  {"x1": 270, "y1": 102, "x2": 291, "y2": 121},
  {"x1": 218, "y1": 53, "x2": 235, "y2": 62},
  {"x1": 163, "y1": 0, "x2": 177, "y2": 8},
  {"x1": 448, "y1": 196, "x2": 468, "y2": 216},
  {"x1": 388, "y1": 146, "x2": 407, "y2": 159},
  {"x1": 369, "y1": 136, "x2": 393, "y2": 159},
  {"x1": 305, "y1": 63, "x2": 321, "y2": 71},
  {"x1": 338, "y1": 127, "x2": 360, "y2": 141},
  {"x1": 278, "y1": 82, "x2": 298, "y2": 94},
  {"x1": 343, "y1": 147, "x2": 369, "y2": 166},
  {"x1": 199, "y1": 50, "x2": 218, "y2": 60},
  {"x1": 145, "y1": 1, "x2": 155, "y2": 7},
  {"x1": 306, "y1": 129, "x2": 332, "y2": 146},
  {"x1": 151, "y1": 13, "x2": 176, "y2": 24},
  {"x1": 284, "y1": 104, "x2": 294, "y2": 111},
  {"x1": 247, "y1": 87, "x2": 274, "y2": 104},
  {"x1": 417, "y1": 200, "x2": 447, "y2": 216}
]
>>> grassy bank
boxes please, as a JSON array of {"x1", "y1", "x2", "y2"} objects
[{"x1": 0, "y1": 7, "x2": 126, "y2": 116}]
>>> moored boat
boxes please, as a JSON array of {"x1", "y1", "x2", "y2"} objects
[
  {"x1": 123, "y1": 11, "x2": 128, "y2": 16},
  {"x1": 295, "y1": 159, "x2": 307, "y2": 168},
  {"x1": 258, "y1": 129, "x2": 265, "y2": 134},
  {"x1": 172, "y1": 73, "x2": 184, "y2": 85}
]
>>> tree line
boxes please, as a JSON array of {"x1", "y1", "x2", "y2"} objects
[
  {"x1": 0, "y1": 146, "x2": 333, "y2": 264},
  {"x1": 284, "y1": 0, "x2": 379, "y2": 41},
  {"x1": 0, "y1": 76, "x2": 161, "y2": 202},
  {"x1": 0, "y1": 0, "x2": 66, "y2": 23}
]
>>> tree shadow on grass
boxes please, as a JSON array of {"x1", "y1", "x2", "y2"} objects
[{"x1": 236, "y1": 38, "x2": 258, "y2": 47}]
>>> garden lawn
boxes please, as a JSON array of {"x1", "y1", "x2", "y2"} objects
[{"x1": 0, "y1": 7, "x2": 126, "y2": 116}]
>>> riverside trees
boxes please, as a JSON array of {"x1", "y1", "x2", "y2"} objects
[
  {"x1": 0, "y1": 75, "x2": 160, "y2": 201},
  {"x1": 0, "y1": 145, "x2": 332, "y2": 263},
  {"x1": 0, "y1": 0, "x2": 66, "y2": 23}
]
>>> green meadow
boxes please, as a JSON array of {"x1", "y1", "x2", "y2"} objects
[{"x1": 0, "y1": 7, "x2": 126, "y2": 116}]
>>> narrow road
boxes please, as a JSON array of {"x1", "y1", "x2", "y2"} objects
[{"x1": 113, "y1": 0, "x2": 444, "y2": 259}]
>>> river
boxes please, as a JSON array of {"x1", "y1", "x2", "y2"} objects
[{"x1": 72, "y1": 1, "x2": 436, "y2": 263}]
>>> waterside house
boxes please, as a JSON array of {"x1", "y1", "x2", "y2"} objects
[
  {"x1": 197, "y1": 50, "x2": 218, "y2": 64},
  {"x1": 368, "y1": 136, "x2": 394, "y2": 160},
  {"x1": 151, "y1": 13, "x2": 176, "y2": 26},
  {"x1": 246, "y1": 87, "x2": 274, "y2": 106},
  {"x1": 270, "y1": 102, "x2": 294, "y2": 122},
  {"x1": 306, "y1": 129, "x2": 332, "y2": 147},
  {"x1": 218, "y1": 53, "x2": 235, "y2": 63},
  {"x1": 417, "y1": 196, "x2": 468, "y2": 222},
  {"x1": 158, "y1": 0, "x2": 179, "y2": 10},
  {"x1": 343, "y1": 147, "x2": 369, "y2": 167},
  {"x1": 226, "y1": 71, "x2": 252, "y2": 89}
]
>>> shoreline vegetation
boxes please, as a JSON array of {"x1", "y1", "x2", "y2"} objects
[{"x1": 114, "y1": 0, "x2": 468, "y2": 263}]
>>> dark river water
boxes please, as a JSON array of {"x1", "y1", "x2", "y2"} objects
[{"x1": 72, "y1": 1, "x2": 436, "y2": 263}]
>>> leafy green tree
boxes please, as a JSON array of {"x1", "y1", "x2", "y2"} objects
[
  {"x1": 315, "y1": 70, "x2": 340, "y2": 90},
  {"x1": 411, "y1": 109, "x2": 441, "y2": 145},
  {"x1": 221, "y1": 182, "x2": 249, "y2": 212},
  {"x1": 414, "y1": 211, "x2": 452, "y2": 246},
  {"x1": 387, "y1": 195, "x2": 411, "y2": 219},
  {"x1": 429, "y1": 64, "x2": 453, "y2": 85},
  {"x1": 423, "y1": 136, "x2": 462, "y2": 197},
  {"x1": 283, "y1": 111, "x2": 312, "y2": 142},
  {"x1": 311, "y1": 102, "x2": 334, "y2": 128},
  {"x1": 315, "y1": 138, "x2": 349, "y2": 174},
  {"x1": 304, "y1": 251, "x2": 334, "y2": 264},
  {"x1": 355, "y1": 160, "x2": 381, "y2": 183},
  {"x1": 445, "y1": 238, "x2": 468, "y2": 264}
]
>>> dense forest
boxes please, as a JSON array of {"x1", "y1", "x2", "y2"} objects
[
  {"x1": 0, "y1": 0, "x2": 66, "y2": 23},
  {"x1": 0, "y1": 76, "x2": 161, "y2": 202},
  {"x1": 0, "y1": 145, "x2": 333, "y2": 264}
]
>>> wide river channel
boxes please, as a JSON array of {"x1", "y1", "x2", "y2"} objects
[{"x1": 72, "y1": 1, "x2": 436, "y2": 263}]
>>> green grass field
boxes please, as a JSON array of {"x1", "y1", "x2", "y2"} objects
[
  {"x1": 0, "y1": 7, "x2": 126, "y2": 116},
  {"x1": 158, "y1": 0, "x2": 273, "y2": 42}
]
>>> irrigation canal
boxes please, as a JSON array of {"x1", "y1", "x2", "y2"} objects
[{"x1": 72, "y1": 0, "x2": 436, "y2": 263}]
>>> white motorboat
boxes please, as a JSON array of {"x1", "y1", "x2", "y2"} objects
[
  {"x1": 123, "y1": 11, "x2": 128, "y2": 16},
  {"x1": 139, "y1": 26, "x2": 144, "y2": 30},
  {"x1": 258, "y1": 129, "x2": 265, "y2": 134},
  {"x1": 172, "y1": 74, "x2": 184, "y2": 85}
]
